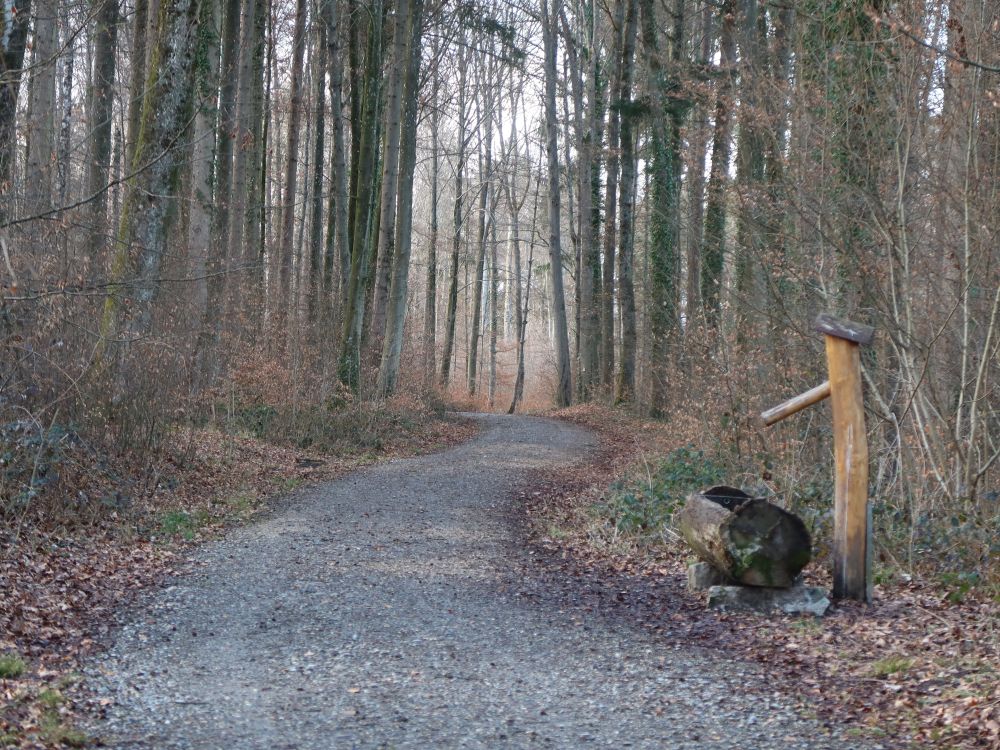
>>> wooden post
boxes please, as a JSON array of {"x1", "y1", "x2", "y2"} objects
[
  {"x1": 818, "y1": 316, "x2": 873, "y2": 602},
  {"x1": 761, "y1": 314, "x2": 874, "y2": 602}
]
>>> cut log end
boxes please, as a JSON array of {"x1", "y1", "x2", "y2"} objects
[{"x1": 675, "y1": 486, "x2": 812, "y2": 588}]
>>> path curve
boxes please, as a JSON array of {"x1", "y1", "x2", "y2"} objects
[{"x1": 86, "y1": 415, "x2": 861, "y2": 749}]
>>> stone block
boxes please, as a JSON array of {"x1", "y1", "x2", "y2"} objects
[
  {"x1": 687, "y1": 562, "x2": 730, "y2": 591},
  {"x1": 706, "y1": 583, "x2": 831, "y2": 617}
]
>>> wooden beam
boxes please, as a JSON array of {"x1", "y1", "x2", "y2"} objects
[
  {"x1": 825, "y1": 335, "x2": 871, "y2": 602},
  {"x1": 814, "y1": 314, "x2": 875, "y2": 346},
  {"x1": 761, "y1": 381, "x2": 831, "y2": 426}
]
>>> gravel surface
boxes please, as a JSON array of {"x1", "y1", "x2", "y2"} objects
[{"x1": 85, "y1": 414, "x2": 869, "y2": 749}]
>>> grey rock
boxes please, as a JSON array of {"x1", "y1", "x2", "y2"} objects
[
  {"x1": 706, "y1": 583, "x2": 831, "y2": 617},
  {"x1": 687, "y1": 562, "x2": 730, "y2": 591}
]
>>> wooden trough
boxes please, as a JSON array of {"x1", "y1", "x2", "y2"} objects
[{"x1": 676, "y1": 486, "x2": 812, "y2": 588}]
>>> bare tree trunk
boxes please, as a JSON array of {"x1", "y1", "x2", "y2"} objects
[
  {"x1": 227, "y1": 0, "x2": 260, "y2": 275},
  {"x1": 240, "y1": 0, "x2": 268, "y2": 310},
  {"x1": 615, "y1": 0, "x2": 639, "y2": 401},
  {"x1": 85, "y1": 0, "x2": 119, "y2": 257},
  {"x1": 488, "y1": 170, "x2": 499, "y2": 407},
  {"x1": 277, "y1": 0, "x2": 308, "y2": 321},
  {"x1": 56, "y1": 4, "x2": 74, "y2": 209},
  {"x1": 320, "y1": 0, "x2": 349, "y2": 300},
  {"x1": 212, "y1": 0, "x2": 241, "y2": 270},
  {"x1": 560, "y1": 72, "x2": 580, "y2": 384},
  {"x1": 377, "y1": 0, "x2": 424, "y2": 397},
  {"x1": 369, "y1": 0, "x2": 409, "y2": 347},
  {"x1": 439, "y1": 35, "x2": 467, "y2": 388},
  {"x1": 700, "y1": 0, "x2": 735, "y2": 326},
  {"x1": 508, "y1": 163, "x2": 542, "y2": 414},
  {"x1": 0, "y1": 0, "x2": 31, "y2": 223},
  {"x1": 338, "y1": 0, "x2": 384, "y2": 389},
  {"x1": 423, "y1": 43, "x2": 440, "y2": 386},
  {"x1": 561, "y1": 2, "x2": 599, "y2": 397},
  {"x1": 188, "y1": 0, "x2": 221, "y2": 351},
  {"x1": 308, "y1": 10, "x2": 327, "y2": 323},
  {"x1": 684, "y1": 0, "x2": 712, "y2": 323},
  {"x1": 733, "y1": 0, "x2": 766, "y2": 338},
  {"x1": 541, "y1": 0, "x2": 573, "y2": 407},
  {"x1": 467, "y1": 67, "x2": 493, "y2": 397},
  {"x1": 599, "y1": 0, "x2": 627, "y2": 388},
  {"x1": 123, "y1": 0, "x2": 148, "y2": 166},
  {"x1": 99, "y1": 0, "x2": 201, "y2": 370},
  {"x1": 25, "y1": 0, "x2": 58, "y2": 215}
]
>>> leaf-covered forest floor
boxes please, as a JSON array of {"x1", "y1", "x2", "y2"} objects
[
  {"x1": 3, "y1": 400, "x2": 997, "y2": 749},
  {"x1": 0, "y1": 402, "x2": 478, "y2": 748},
  {"x1": 523, "y1": 404, "x2": 999, "y2": 750}
]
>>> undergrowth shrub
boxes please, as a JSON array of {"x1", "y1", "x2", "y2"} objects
[
  {"x1": 592, "y1": 446, "x2": 726, "y2": 541},
  {"x1": 1, "y1": 421, "x2": 76, "y2": 514}
]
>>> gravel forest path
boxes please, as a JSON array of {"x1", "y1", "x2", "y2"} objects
[{"x1": 85, "y1": 414, "x2": 863, "y2": 749}]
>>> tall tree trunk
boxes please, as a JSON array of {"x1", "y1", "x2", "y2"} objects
[
  {"x1": 212, "y1": 0, "x2": 240, "y2": 270},
  {"x1": 700, "y1": 0, "x2": 735, "y2": 326},
  {"x1": 0, "y1": 0, "x2": 31, "y2": 223},
  {"x1": 733, "y1": 0, "x2": 767, "y2": 338},
  {"x1": 561, "y1": 2, "x2": 599, "y2": 397},
  {"x1": 98, "y1": 0, "x2": 201, "y2": 372},
  {"x1": 338, "y1": 0, "x2": 384, "y2": 389},
  {"x1": 345, "y1": 0, "x2": 361, "y2": 277},
  {"x1": 123, "y1": 0, "x2": 148, "y2": 166},
  {"x1": 228, "y1": 0, "x2": 261, "y2": 276},
  {"x1": 56, "y1": 5, "x2": 73, "y2": 209},
  {"x1": 600, "y1": 0, "x2": 626, "y2": 389},
  {"x1": 488, "y1": 168, "x2": 499, "y2": 408},
  {"x1": 615, "y1": 0, "x2": 639, "y2": 401},
  {"x1": 369, "y1": 0, "x2": 409, "y2": 347},
  {"x1": 377, "y1": 0, "x2": 424, "y2": 396},
  {"x1": 639, "y1": 0, "x2": 687, "y2": 414},
  {"x1": 308, "y1": 10, "x2": 327, "y2": 323},
  {"x1": 559, "y1": 70, "x2": 580, "y2": 385},
  {"x1": 466, "y1": 73, "x2": 493, "y2": 396},
  {"x1": 240, "y1": 0, "x2": 268, "y2": 308},
  {"x1": 439, "y1": 35, "x2": 467, "y2": 388},
  {"x1": 25, "y1": 0, "x2": 58, "y2": 215},
  {"x1": 422, "y1": 44, "x2": 440, "y2": 386},
  {"x1": 508, "y1": 162, "x2": 542, "y2": 414},
  {"x1": 684, "y1": 0, "x2": 712, "y2": 323},
  {"x1": 277, "y1": 0, "x2": 308, "y2": 323},
  {"x1": 321, "y1": 0, "x2": 349, "y2": 300},
  {"x1": 188, "y1": 0, "x2": 221, "y2": 378},
  {"x1": 85, "y1": 0, "x2": 119, "y2": 257},
  {"x1": 541, "y1": 0, "x2": 573, "y2": 407}
]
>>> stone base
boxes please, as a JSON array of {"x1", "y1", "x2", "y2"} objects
[
  {"x1": 687, "y1": 562, "x2": 730, "y2": 591},
  {"x1": 706, "y1": 583, "x2": 831, "y2": 617}
]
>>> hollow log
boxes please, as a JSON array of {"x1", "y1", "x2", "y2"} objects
[{"x1": 675, "y1": 486, "x2": 812, "y2": 588}]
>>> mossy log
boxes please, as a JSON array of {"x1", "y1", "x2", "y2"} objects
[{"x1": 675, "y1": 486, "x2": 812, "y2": 588}]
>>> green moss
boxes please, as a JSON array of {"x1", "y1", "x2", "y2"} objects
[{"x1": 729, "y1": 544, "x2": 777, "y2": 586}]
